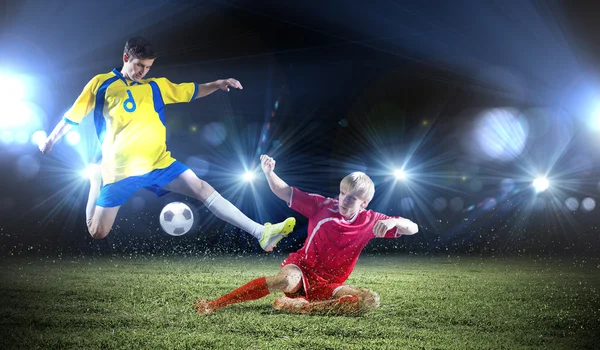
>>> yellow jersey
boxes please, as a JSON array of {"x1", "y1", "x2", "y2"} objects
[{"x1": 63, "y1": 68, "x2": 197, "y2": 184}]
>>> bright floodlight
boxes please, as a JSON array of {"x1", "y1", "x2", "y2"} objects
[
  {"x1": 0, "y1": 74, "x2": 26, "y2": 102},
  {"x1": 0, "y1": 130, "x2": 14, "y2": 144},
  {"x1": 14, "y1": 131, "x2": 29, "y2": 144},
  {"x1": 66, "y1": 130, "x2": 81, "y2": 145},
  {"x1": 394, "y1": 169, "x2": 407, "y2": 180},
  {"x1": 242, "y1": 171, "x2": 255, "y2": 182},
  {"x1": 81, "y1": 165, "x2": 95, "y2": 179},
  {"x1": 1, "y1": 101, "x2": 33, "y2": 129},
  {"x1": 532, "y1": 177, "x2": 549, "y2": 192},
  {"x1": 31, "y1": 130, "x2": 47, "y2": 145}
]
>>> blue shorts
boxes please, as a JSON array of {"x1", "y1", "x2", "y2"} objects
[{"x1": 96, "y1": 161, "x2": 189, "y2": 208}]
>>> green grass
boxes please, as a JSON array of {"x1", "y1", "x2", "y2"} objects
[{"x1": 0, "y1": 254, "x2": 598, "y2": 349}]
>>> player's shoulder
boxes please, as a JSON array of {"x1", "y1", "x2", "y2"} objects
[
  {"x1": 293, "y1": 187, "x2": 326, "y2": 200},
  {"x1": 142, "y1": 77, "x2": 170, "y2": 84},
  {"x1": 94, "y1": 70, "x2": 118, "y2": 82},
  {"x1": 81, "y1": 72, "x2": 116, "y2": 91},
  {"x1": 362, "y1": 209, "x2": 388, "y2": 220}
]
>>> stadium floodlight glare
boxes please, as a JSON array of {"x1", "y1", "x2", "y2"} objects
[
  {"x1": 14, "y1": 131, "x2": 29, "y2": 144},
  {"x1": 394, "y1": 169, "x2": 407, "y2": 180},
  {"x1": 0, "y1": 74, "x2": 26, "y2": 103},
  {"x1": 81, "y1": 165, "x2": 94, "y2": 179},
  {"x1": 0, "y1": 130, "x2": 14, "y2": 144},
  {"x1": 31, "y1": 130, "x2": 47, "y2": 145},
  {"x1": 532, "y1": 177, "x2": 549, "y2": 192},
  {"x1": 242, "y1": 171, "x2": 255, "y2": 182},
  {"x1": 65, "y1": 130, "x2": 81, "y2": 145}
]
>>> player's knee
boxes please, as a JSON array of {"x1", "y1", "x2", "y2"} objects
[
  {"x1": 266, "y1": 274, "x2": 299, "y2": 293},
  {"x1": 281, "y1": 279, "x2": 300, "y2": 294},
  {"x1": 359, "y1": 291, "x2": 380, "y2": 311},
  {"x1": 87, "y1": 221, "x2": 110, "y2": 239},
  {"x1": 191, "y1": 179, "x2": 211, "y2": 202},
  {"x1": 266, "y1": 275, "x2": 283, "y2": 291}
]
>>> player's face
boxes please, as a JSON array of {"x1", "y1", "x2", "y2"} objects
[
  {"x1": 122, "y1": 54, "x2": 155, "y2": 82},
  {"x1": 338, "y1": 186, "x2": 367, "y2": 219}
]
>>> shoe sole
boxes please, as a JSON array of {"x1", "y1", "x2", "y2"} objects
[{"x1": 281, "y1": 217, "x2": 296, "y2": 235}]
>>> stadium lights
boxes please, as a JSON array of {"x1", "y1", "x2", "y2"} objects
[
  {"x1": 0, "y1": 130, "x2": 14, "y2": 144},
  {"x1": 394, "y1": 169, "x2": 407, "y2": 180},
  {"x1": 0, "y1": 74, "x2": 26, "y2": 103},
  {"x1": 65, "y1": 130, "x2": 81, "y2": 145},
  {"x1": 242, "y1": 171, "x2": 255, "y2": 182},
  {"x1": 532, "y1": 177, "x2": 549, "y2": 192},
  {"x1": 31, "y1": 130, "x2": 47, "y2": 145},
  {"x1": 81, "y1": 164, "x2": 95, "y2": 180}
]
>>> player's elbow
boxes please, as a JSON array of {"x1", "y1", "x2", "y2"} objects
[
  {"x1": 408, "y1": 223, "x2": 418, "y2": 235},
  {"x1": 400, "y1": 221, "x2": 418, "y2": 235}
]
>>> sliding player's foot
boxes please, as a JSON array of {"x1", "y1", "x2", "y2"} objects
[
  {"x1": 259, "y1": 217, "x2": 296, "y2": 252},
  {"x1": 273, "y1": 296, "x2": 309, "y2": 313},
  {"x1": 193, "y1": 298, "x2": 214, "y2": 315}
]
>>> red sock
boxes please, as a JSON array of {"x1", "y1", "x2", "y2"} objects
[{"x1": 210, "y1": 277, "x2": 270, "y2": 310}]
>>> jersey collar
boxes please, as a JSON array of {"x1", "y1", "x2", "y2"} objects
[{"x1": 112, "y1": 68, "x2": 142, "y2": 86}]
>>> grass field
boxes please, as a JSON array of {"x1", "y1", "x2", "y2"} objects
[{"x1": 0, "y1": 254, "x2": 598, "y2": 349}]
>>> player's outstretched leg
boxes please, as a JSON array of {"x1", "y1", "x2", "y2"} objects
[
  {"x1": 85, "y1": 163, "x2": 102, "y2": 225},
  {"x1": 194, "y1": 277, "x2": 270, "y2": 315},
  {"x1": 273, "y1": 286, "x2": 380, "y2": 316},
  {"x1": 164, "y1": 170, "x2": 296, "y2": 251},
  {"x1": 87, "y1": 206, "x2": 121, "y2": 239},
  {"x1": 84, "y1": 163, "x2": 121, "y2": 239},
  {"x1": 194, "y1": 265, "x2": 302, "y2": 315}
]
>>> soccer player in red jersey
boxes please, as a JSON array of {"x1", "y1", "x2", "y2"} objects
[{"x1": 194, "y1": 154, "x2": 419, "y2": 316}]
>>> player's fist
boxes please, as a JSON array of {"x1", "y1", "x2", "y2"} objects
[
  {"x1": 260, "y1": 154, "x2": 276, "y2": 174},
  {"x1": 216, "y1": 78, "x2": 243, "y2": 92},
  {"x1": 38, "y1": 137, "x2": 54, "y2": 154},
  {"x1": 373, "y1": 219, "x2": 396, "y2": 237}
]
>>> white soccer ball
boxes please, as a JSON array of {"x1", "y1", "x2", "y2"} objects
[{"x1": 159, "y1": 202, "x2": 194, "y2": 236}]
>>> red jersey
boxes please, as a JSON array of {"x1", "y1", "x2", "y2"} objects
[{"x1": 287, "y1": 187, "x2": 402, "y2": 284}]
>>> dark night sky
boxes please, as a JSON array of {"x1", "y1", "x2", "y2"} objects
[{"x1": 1, "y1": 0, "x2": 600, "y2": 256}]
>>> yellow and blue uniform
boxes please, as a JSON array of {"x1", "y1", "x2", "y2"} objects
[{"x1": 64, "y1": 68, "x2": 198, "y2": 207}]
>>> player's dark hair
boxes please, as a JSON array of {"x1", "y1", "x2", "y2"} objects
[{"x1": 124, "y1": 37, "x2": 156, "y2": 59}]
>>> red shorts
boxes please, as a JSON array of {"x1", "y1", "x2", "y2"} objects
[{"x1": 281, "y1": 253, "x2": 345, "y2": 302}]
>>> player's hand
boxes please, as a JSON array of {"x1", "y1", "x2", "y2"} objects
[
  {"x1": 216, "y1": 78, "x2": 243, "y2": 92},
  {"x1": 373, "y1": 219, "x2": 396, "y2": 237},
  {"x1": 38, "y1": 137, "x2": 54, "y2": 154},
  {"x1": 260, "y1": 154, "x2": 276, "y2": 174}
]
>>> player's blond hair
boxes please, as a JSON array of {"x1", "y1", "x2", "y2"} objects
[{"x1": 340, "y1": 172, "x2": 375, "y2": 204}]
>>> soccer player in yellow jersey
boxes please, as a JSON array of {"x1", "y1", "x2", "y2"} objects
[{"x1": 39, "y1": 37, "x2": 295, "y2": 252}]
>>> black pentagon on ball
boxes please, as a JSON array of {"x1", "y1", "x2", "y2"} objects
[
  {"x1": 182, "y1": 208, "x2": 192, "y2": 220},
  {"x1": 163, "y1": 210, "x2": 175, "y2": 222},
  {"x1": 173, "y1": 227, "x2": 185, "y2": 235}
]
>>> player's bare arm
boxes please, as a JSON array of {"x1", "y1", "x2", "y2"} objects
[
  {"x1": 39, "y1": 118, "x2": 74, "y2": 154},
  {"x1": 194, "y1": 78, "x2": 243, "y2": 99},
  {"x1": 373, "y1": 218, "x2": 418, "y2": 237},
  {"x1": 260, "y1": 154, "x2": 292, "y2": 203}
]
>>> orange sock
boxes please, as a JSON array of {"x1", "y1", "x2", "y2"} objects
[{"x1": 210, "y1": 277, "x2": 269, "y2": 310}]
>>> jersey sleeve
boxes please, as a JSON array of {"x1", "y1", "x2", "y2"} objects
[
  {"x1": 371, "y1": 211, "x2": 402, "y2": 238},
  {"x1": 63, "y1": 76, "x2": 101, "y2": 125},
  {"x1": 151, "y1": 78, "x2": 197, "y2": 104},
  {"x1": 289, "y1": 187, "x2": 328, "y2": 219}
]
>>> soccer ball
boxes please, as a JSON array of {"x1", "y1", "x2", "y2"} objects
[{"x1": 159, "y1": 202, "x2": 194, "y2": 236}]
